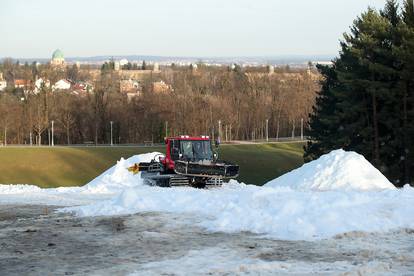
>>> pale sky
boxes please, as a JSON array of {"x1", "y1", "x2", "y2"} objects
[{"x1": 0, "y1": 0, "x2": 389, "y2": 58}]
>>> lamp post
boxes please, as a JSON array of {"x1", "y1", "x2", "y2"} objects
[
  {"x1": 218, "y1": 120, "x2": 221, "y2": 141},
  {"x1": 51, "y1": 120, "x2": 54, "y2": 146},
  {"x1": 301, "y1": 118, "x2": 304, "y2": 140},
  {"x1": 110, "y1": 121, "x2": 113, "y2": 146},
  {"x1": 266, "y1": 119, "x2": 269, "y2": 142}
]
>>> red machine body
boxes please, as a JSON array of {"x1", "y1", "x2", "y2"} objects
[
  {"x1": 161, "y1": 135, "x2": 211, "y2": 171},
  {"x1": 136, "y1": 135, "x2": 238, "y2": 187}
]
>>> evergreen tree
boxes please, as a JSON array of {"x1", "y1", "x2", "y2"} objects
[
  {"x1": 304, "y1": 64, "x2": 340, "y2": 161},
  {"x1": 393, "y1": 0, "x2": 414, "y2": 184},
  {"x1": 305, "y1": 1, "x2": 414, "y2": 186}
]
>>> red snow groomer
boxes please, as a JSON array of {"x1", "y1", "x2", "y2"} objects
[{"x1": 128, "y1": 136, "x2": 239, "y2": 188}]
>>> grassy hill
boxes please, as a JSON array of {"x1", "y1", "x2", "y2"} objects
[{"x1": 0, "y1": 142, "x2": 305, "y2": 188}]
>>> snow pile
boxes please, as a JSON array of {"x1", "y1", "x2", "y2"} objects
[
  {"x1": 63, "y1": 182, "x2": 414, "y2": 240},
  {"x1": 0, "y1": 184, "x2": 42, "y2": 194},
  {"x1": 61, "y1": 149, "x2": 414, "y2": 240},
  {"x1": 265, "y1": 149, "x2": 394, "y2": 191},
  {"x1": 83, "y1": 152, "x2": 162, "y2": 193},
  {"x1": 2, "y1": 149, "x2": 414, "y2": 240}
]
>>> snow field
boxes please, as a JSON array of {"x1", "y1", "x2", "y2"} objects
[
  {"x1": 63, "y1": 179, "x2": 414, "y2": 240},
  {"x1": 1, "y1": 149, "x2": 413, "y2": 240}
]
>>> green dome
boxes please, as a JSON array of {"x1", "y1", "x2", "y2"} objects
[{"x1": 52, "y1": 49, "x2": 64, "y2": 60}]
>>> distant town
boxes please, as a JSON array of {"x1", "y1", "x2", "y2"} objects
[
  {"x1": 0, "y1": 49, "x2": 329, "y2": 97},
  {"x1": 0, "y1": 49, "x2": 320, "y2": 146}
]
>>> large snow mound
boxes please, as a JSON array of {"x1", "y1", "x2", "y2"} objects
[
  {"x1": 63, "y1": 182, "x2": 414, "y2": 240},
  {"x1": 2, "y1": 150, "x2": 413, "y2": 240},
  {"x1": 265, "y1": 149, "x2": 394, "y2": 191},
  {"x1": 83, "y1": 152, "x2": 162, "y2": 193},
  {"x1": 61, "y1": 149, "x2": 414, "y2": 240}
]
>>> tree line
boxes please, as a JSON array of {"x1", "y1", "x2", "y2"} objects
[
  {"x1": 305, "y1": 0, "x2": 414, "y2": 186},
  {"x1": 0, "y1": 61, "x2": 319, "y2": 146}
]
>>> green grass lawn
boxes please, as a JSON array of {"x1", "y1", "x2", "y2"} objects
[
  {"x1": 0, "y1": 142, "x2": 305, "y2": 188},
  {"x1": 220, "y1": 142, "x2": 305, "y2": 185}
]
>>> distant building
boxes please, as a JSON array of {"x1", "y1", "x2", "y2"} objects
[
  {"x1": 190, "y1": 63, "x2": 198, "y2": 71},
  {"x1": 120, "y1": 79, "x2": 141, "y2": 94},
  {"x1": 152, "y1": 80, "x2": 171, "y2": 93},
  {"x1": 0, "y1": 73, "x2": 5, "y2": 91},
  {"x1": 153, "y1": 62, "x2": 160, "y2": 72},
  {"x1": 14, "y1": 79, "x2": 32, "y2": 94},
  {"x1": 119, "y1": 59, "x2": 129, "y2": 66},
  {"x1": 14, "y1": 79, "x2": 31, "y2": 88},
  {"x1": 52, "y1": 79, "x2": 71, "y2": 91},
  {"x1": 268, "y1": 65, "x2": 274, "y2": 74},
  {"x1": 0, "y1": 80, "x2": 6, "y2": 91},
  {"x1": 34, "y1": 78, "x2": 50, "y2": 94},
  {"x1": 126, "y1": 92, "x2": 140, "y2": 101},
  {"x1": 51, "y1": 49, "x2": 65, "y2": 66},
  {"x1": 114, "y1": 61, "x2": 120, "y2": 71},
  {"x1": 72, "y1": 81, "x2": 93, "y2": 96}
]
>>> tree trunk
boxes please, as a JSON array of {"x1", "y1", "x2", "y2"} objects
[
  {"x1": 276, "y1": 120, "x2": 280, "y2": 141},
  {"x1": 403, "y1": 81, "x2": 409, "y2": 184},
  {"x1": 4, "y1": 127, "x2": 7, "y2": 146},
  {"x1": 94, "y1": 121, "x2": 98, "y2": 145},
  {"x1": 67, "y1": 125, "x2": 70, "y2": 145}
]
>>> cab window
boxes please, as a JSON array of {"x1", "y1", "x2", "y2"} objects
[{"x1": 170, "y1": 140, "x2": 180, "y2": 160}]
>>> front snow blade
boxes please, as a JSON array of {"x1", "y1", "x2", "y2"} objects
[
  {"x1": 174, "y1": 160, "x2": 239, "y2": 178},
  {"x1": 127, "y1": 161, "x2": 163, "y2": 175}
]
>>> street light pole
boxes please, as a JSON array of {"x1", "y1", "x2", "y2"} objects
[
  {"x1": 266, "y1": 119, "x2": 269, "y2": 142},
  {"x1": 51, "y1": 120, "x2": 54, "y2": 146},
  {"x1": 301, "y1": 118, "x2": 304, "y2": 140},
  {"x1": 110, "y1": 121, "x2": 113, "y2": 146},
  {"x1": 218, "y1": 120, "x2": 221, "y2": 141}
]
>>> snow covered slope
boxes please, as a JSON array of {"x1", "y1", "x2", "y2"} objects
[
  {"x1": 2, "y1": 149, "x2": 414, "y2": 240},
  {"x1": 62, "y1": 180, "x2": 414, "y2": 240},
  {"x1": 265, "y1": 149, "x2": 394, "y2": 191}
]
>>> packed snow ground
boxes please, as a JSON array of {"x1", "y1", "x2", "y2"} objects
[
  {"x1": 132, "y1": 246, "x2": 403, "y2": 276},
  {"x1": 1, "y1": 149, "x2": 414, "y2": 241}
]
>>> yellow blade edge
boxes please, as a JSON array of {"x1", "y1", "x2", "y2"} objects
[{"x1": 127, "y1": 163, "x2": 140, "y2": 175}]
